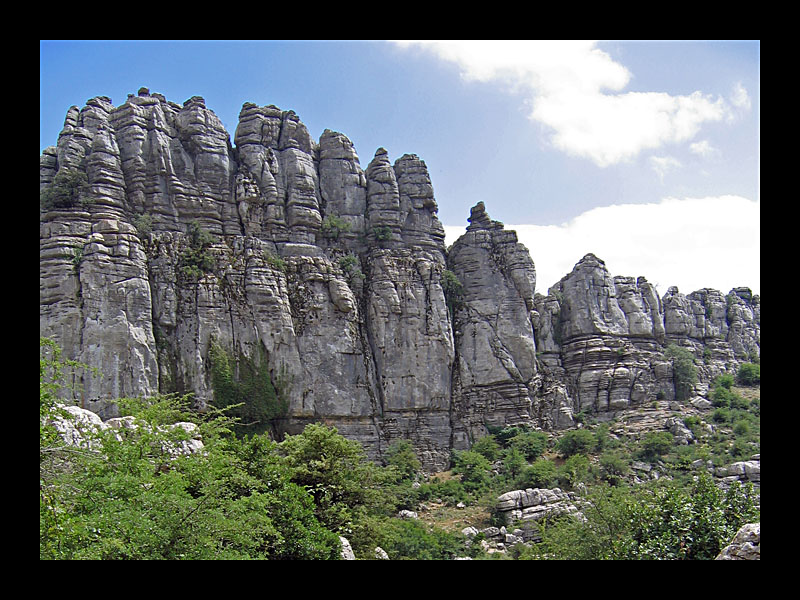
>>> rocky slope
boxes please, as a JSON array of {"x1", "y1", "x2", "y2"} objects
[{"x1": 40, "y1": 89, "x2": 760, "y2": 470}]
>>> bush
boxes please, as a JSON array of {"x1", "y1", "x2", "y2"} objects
[
  {"x1": 557, "y1": 454, "x2": 592, "y2": 489},
  {"x1": 279, "y1": 424, "x2": 392, "y2": 533},
  {"x1": 207, "y1": 340, "x2": 288, "y2": 437},
  {"x1": 516, "y1": 459, "x2": 558, "y2": 489},
  {"x1": 665, "y1": 344, "x2": 697, "y2": 401},
  {"x1": 555, "y1": 429, "x2": 596, "y2": 457},
  {"x1": 471, "y1": 435, "x2": 501, "y2": 462},
  {"x1": 441, "y1": 270, "x2": 464, "y2": 319},
  {"x1": 40, "y1": 389, "x2": 341, "y2": 560},
  {"x1": 508, "y1": 430, "x2": 549, "y2": 461},
  {"x1": 736, "y1": 363, "x2": 760, "y2": 386},
  {"x1": 452, "y1": 450, "x2": 493, "y2": 495},
  {"x1": 598, "y1": 452, "x2": 629, "y2": 485},
  {"x1": 537, "y1": 473, "x2": 759, "y2": 560},
  {"x1": 321, "y1": 214, "x2": 351, "y2": 240},
  {"x1": 179, "y1": 221, "x2": 217, "y2": 279},
  {"x1": 714, "y1": 374, "x2": 735, "y2": 389},
  {"x1": 637, "y1": 431, "x2": 674, "y2": 462},
  {"x1": 374, "y1": 518, "x2": 466, "y2": 560},
  {"x1": 384, "y1": 439, "x2": 421, "y2": 481},
  {"x1": 416, "y1": 478, "x2": 467, "y2": 506},
  {"x1": 40, "y1": 168, "x2": 91, "y2": 210}
]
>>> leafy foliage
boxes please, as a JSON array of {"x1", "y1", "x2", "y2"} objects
[
  {"x1": 321, "y1": 214, "x2": 351, "y2": 240},
  {"x1": 207, "y1": 340, "x2": 288, "y2": 437},
  {"x1": 665, "y1": 344, "x2": 698, "y2": 401},
  {"x1": 736, "y1": 362, "x2": 760, "y2": 386},
  {"x1": 40, "y1": 168, "x2": 91, "y2": 210},
  {"x1": 278, "y1": 424, "x2": 392, "y2": 533},
  {"x1": 40, "y1": 391, "x2": 340, "y2": 559},
  {"x1": 441, "y1": 269, "x2": 464, "y2": 319},
  {"x1": 555, "y1": 428, "x2": 597, "y2": 457},
  {"x1": 179, "y1": 221, "x2": 217, "y2": 280},
  {"x1": 536, "y1": 474, "x2": 759, "y2": 560}
]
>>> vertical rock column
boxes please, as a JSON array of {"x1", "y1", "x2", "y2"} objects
[
  {"x1": 448, "y1": 202, "x2": 539, "y2": 446},
  {"x1": 40, "y1": 96, "x2": 160, "y2": 410}
]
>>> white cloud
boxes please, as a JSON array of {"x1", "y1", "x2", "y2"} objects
[
  {"x1": 394, "y1": 41, "x2": 733, "y2": 167},
  {"x1": 689, "y1": 139, "x2": 719, "y2": 159},
  {"x1": 731, "y1": 81, "x2": 752, "y2": 111},
  {"x1": 649, "y1": 155, "x2": 682, "y2": 181},
  {"x1": 444, "y1": 195, "x2": 759, "y2": 296}
]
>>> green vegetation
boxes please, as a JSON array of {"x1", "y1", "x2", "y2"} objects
[
  {"x1": 40, "y1": 337, "x2": 760, "y2": 560},
  {"x1": 264, "y1": 251, "x2": 287, "y2": 273},
  {"x1": 554, "y1": 428, "x2": 597, "y2": 457},
  {"x1": 179, "y1": 221, "x2": 217, "y2": 280},
  {"x1": 736, "y1": 362, "x2": 760, "y2": 386},
  {"x1": 441, "y1": 269, "x2": 464, "y2": 319},
  {"x1": 534, "y1": 473, "x2": 758, "y2": 560},
  {"x1": 665, "y1": 344, "x2": 698, "y2": 401},
  {"x1": 321, "y1": 215, "x2": 351, "y2": 240},
  {"x1": 40, "y1": 168, "x2": 92, "y2": 210},
  {"x1": 338, "y1": 254, "x2": 365, "y2": 281},
  {"x1": 132, "y1": 213, "x2": 154, "y2": 237},
  {"x1": 207, "y1": 340, "x2": 289, "y2": 437},
  {"x1": 372, "y1": 226, "x2": 393, "y2": 242}
]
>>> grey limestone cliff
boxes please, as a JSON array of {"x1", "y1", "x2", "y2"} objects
[{"x1": 40, "y1": 90, "x2": 760, "y2": 469}]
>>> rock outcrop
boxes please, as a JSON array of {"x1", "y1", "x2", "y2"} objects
[
  {"x1": 40, "y1": 90, "x2": 760, "y2": 470},
  {"x1": 715, "y1": 523, "x2": 760, "y2": 560}
]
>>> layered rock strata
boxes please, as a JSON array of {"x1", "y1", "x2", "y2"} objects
[
  {"x1": 40, "y1": 90, "x2": 760, "y2": 469},
  {"x1": 534, "y1": 254, "x2": 760, "y2": 423}
]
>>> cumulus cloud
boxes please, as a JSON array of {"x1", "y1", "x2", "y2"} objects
[
  {"x1": 444, "y1": 195, "x2": 759, "y2": 296},
  {"x1": 394, "y1": 40, "x2": 736, "y2": 167}
]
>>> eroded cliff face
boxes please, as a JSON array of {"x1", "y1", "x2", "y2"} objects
[{"x1": 40, "y1": 89, "x2": 760, "y2": 469}]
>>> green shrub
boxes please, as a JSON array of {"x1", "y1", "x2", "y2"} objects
[
  {"x1": 40, "y1": 386, "x2": 340, "y2": 560},
  {"x1": 179, "y1": 221, "x2": 217, "y2": 279},
  {"x1": 558, "y1": 454, "x2": 592, "y2": 488},
  {"x1": 665, "y1": 344, "x2": 697, "y2": 401},
  {"x1": 441, "y1": 269, "x2": 464, "y2": 319},
  {"x1": 40, "y1": 168, "x2": 91, "y2": 210},
  {"x1": 637, "y1": 431, "x2": 674, "y2": 462},
  {"x1": 736, "y1": 362, "x2": 760, "y2": 386},
  {"x1": 338, "y1": 254, "x2": 364, "y2": 280},
  {"x1": 598, "y1": 451, "x2": 629, "y2": 485},
  {"x1": 516, "y1": 459, "x2": 558, "y2": 489},
  {"x1": 207, "y1": 340, "x2": 288, "y2": 437},
  {"x1": 278, "y1": 423, "x2": 391, "y2": 533},
  {"x1": 471, "y1": 435, "x2": 501, "y2": 461},
  {"x1": 372, "y1": 226, "x2": 393, "y2": 241},
  {"x1": 452, "y1": 450, "x2": 493, "y2": 495},
  {"x1": 508, "y1": 430, "x2": 549, "y2": 461},
  {"x1": 501, "y1": 447, "x2": 526, "y2": 480},
  {"x1": 374, "y1": 518, "x2": 466, "y2": 560},
  {"x1": 321, "y1": 214, "x2": 351, "y2": 240},
  {"x1": 714, "y1": 374, "x2": 735, "y2": 389},
  {"x1": 555, "y1": 429, "x2": 597, "y2": 457},
  {"x1": 132, "y1": 213, "x2": 153, "y2": 236},
  {"x1": 384, "y1": 439, "x2": 421, "y2": 481},
  {"x1": 416, "y1": 478, "x2": 468, "y2": 506},
  {"x1": 537, "y1": 473, "x2": 759, "y2": 560},
  {"x1": 264, "y1": 251, "x2": 286, "y2": 272}
]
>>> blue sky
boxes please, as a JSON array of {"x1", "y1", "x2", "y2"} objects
[{"x1": 40, "y1": 40, "x2": 759, "y2": 295}]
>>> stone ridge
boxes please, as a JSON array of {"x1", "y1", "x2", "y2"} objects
[{"x1": 40, "y1": 90, "x2": 760, "y2": 469}]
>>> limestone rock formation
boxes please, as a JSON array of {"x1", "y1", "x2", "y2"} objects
[
  {"x1": 495, "y1": 487, "x2": 581, "y2": 526},
  {"x1": 715, "y1": 523, "x2": 760, "y2": 560},
  {"x1": 534, "y1": 253, "x2": 759, "y2": 420},
  {"x1": 40, "y1": 90, "x2": 760, "y2": 470}
]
